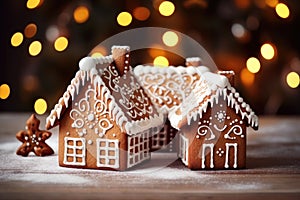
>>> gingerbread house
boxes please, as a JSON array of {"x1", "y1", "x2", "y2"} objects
[{"x1": 46, "y1": 46, "x2": 164, "y2": 171}]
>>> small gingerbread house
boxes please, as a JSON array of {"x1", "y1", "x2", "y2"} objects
[
  {"x1": 46, "y1": 46, "x2": 164, "y2": 171},
  {"x1": 168, "y1": 69, "x2": 259, "y2": 169}
]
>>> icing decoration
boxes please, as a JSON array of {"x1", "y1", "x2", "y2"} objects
[
  {"x1": 152, "y1": 124, "x2": 168, "y2": 149},
  {"x1": 197, "y1": 125, "x2": 215, "y2": 141},
  {"x1": 96, "y1": 138, "x2": 119, "y2": 168},
  {"x1": 216, "y1": 147, "x2": 225, "y2": 157},
  {"x1": 178, "y1": 133, "x2": 189, "y2": 166},
  {"x1": 63, "y1": 137, "x2": 86, "y2": 166},
  {"x1": 224, "y1": 125, "x2": 243, "y2": 140},
  {"x1": 224, "y1": 143, "x2": 238, "y2": 168},
  {"x1": 201, "y1": 143, "x2": 214, "y2": 169}
]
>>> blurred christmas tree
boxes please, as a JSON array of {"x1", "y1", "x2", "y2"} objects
[{"x1": 1, "y1": 0, "x2": 300, "y2": 115}]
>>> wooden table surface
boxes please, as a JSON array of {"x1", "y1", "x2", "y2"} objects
[{"x1": 0, "y1": 113, "x2": 299, "y2": 200}]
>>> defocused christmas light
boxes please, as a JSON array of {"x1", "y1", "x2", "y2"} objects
[
  {"x1": 117, "y1": 12, "x2": 132, "y2": 26},
  {"x1": 0, "y1": 84, "x2": 10, "y2": 100},
  {"x1": 275, "y1": 3, "x2": 290, "y2": 19},
  {"x1": 154, "y1": 56, "x2": 169, "y2": 67},
  {"x1": 158, "y1": 1, "x2": 175, "y2": 17},
  {"x1": 240, "y1": 68, "x2": 255, "y2": 86},
  {"x1": 29, "y1": 41, "x2": 42, "y2": 56},
  {"x1": 148, "y1": 45, "x2": 166, "y2": 58},
  {"x1": 286, "y1": 72, "x2": 300, "y2": 89},
  {"x1": 265, "y1": 0, "x2": 278, "y2": 7},
  {"x1": 90, "y1": 46, "x2": 107, "y2": 57},
  {"x1": 24, "y1": 23, "x2": 37, "y2": 38},
  {"x1": 162, "y1": 31, "x2": 179, "y2": 47},
  {"x1": 261, "y1": 43, "x2": 275, "y2": 60},
  {"x1": 34, "y1": 98, "x2": 47, "y2": 115},
  {"x1": 246, "y1": 57, "x2": 261, "y2": 73},
  {"x1": 54, "y1": 36, "x2": 68, "y2": 52},
  {"x1": 231, "y1": 23, "x2": 245, "y2": 38},
  {"x1": 133, "y1": 7, "x2": 150, "y2": 21},
  {"x1": 26, "y1": 0, "x2": 42, "y2": 9},
  {"x1": 11, "y1": 32, "x2": 24, "y2": 47},
  {"x1": 73, "y1": 6, "x2": 90, "y2": 24},
  {"x1": 46, "y1": 25, "x2": 59, "y2": 42}
]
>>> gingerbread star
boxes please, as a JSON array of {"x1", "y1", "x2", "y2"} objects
[{"x1": 16, "y1": 114, "x2": 54, "y2": 156}]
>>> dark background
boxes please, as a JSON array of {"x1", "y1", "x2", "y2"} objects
[{"x1": 1, "y1": 0, "x2": 300, "y2": 115}]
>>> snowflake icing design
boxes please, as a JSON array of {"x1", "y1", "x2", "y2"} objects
[{"x1": 215, "y1": 110, "x2": 227, "y2": 123}]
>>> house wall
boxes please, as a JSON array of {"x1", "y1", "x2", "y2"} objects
[{"x1": 180, "y1": 98, "x2": 247, "y2": 170}]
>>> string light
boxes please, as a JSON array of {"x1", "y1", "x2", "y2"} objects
[
  {"x1": 153, "y1": 56, "x2": 169, "y2": 67},
  {"x1": 34, "y1": 98, "x2": 47, "y2": 115},
  {"x1": 28, "y1": 41, "x2": 42, "y2": 56},
  {"x1": 46, "y1": 25, "x2": 59, "y2": 42},
  {"x1": 133, "y1": 7, "x2": 150, "y2": 21},
  {"x1": 73, "y1": 6, "x2": 90, "y2": 24},
  {"x1": 11, "y1": 32, "x2": 24, "y2": 47},
  {"x1": 231, "y1": 23, "x2": 246, "y2": 38},
  {"x1": 275, "y1": 3, "x2": 290, "y2": 19},
  {"x1": 246, "y1": 57, "x2": 261, "y2": 73},
  {"x1": 240, "y1": 68, "x2": 255, "y2": 86},
  {"x1": 261, "y1": 43, "x2": 275, "y2": 60},
  {"x1": 286, "y1": 72, "x2": 300, "y2": 89},
  {"x1": 24, "y1": 23, "x2": 37, "y2": 38},
  {"x1": 54, "y1": 36, "x2": 68, "y2": 52},
  {"x1": 158, "y1": 1, "x2": 175, "y2": 17},
  {"x1": 26, "y1": 0, "x2": 42, "y2": 9},
  {"x1": 0, "y1": 84, "x2": 10, "y2": 100},
  {"x1": 162, "y1": 31, "x2": 179, "y2": 47},
  {"x1": 117, "y1": 12, "x2": 132, "y2": 26}
]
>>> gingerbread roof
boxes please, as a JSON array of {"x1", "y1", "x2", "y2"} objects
[{"x1": 46, "y1": 46, "x2": 164, "y2": 135}]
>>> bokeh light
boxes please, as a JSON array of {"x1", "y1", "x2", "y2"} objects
[
  {"x1": 246, "y1": 57, "x2": 261, "y2": 73},
  {"x1": 46, "y1": 25, "x2": 59, "y2": 42},
  {"x1": 275, "y1": 3, "x2": 290, "y2": 19},
  {"x1": 28, "y1": 41, "x2": 42, "y2": 56},
  {"x1": 34, "y1": 98, "x2": 47, "y2": 115},
  {"x1": 0, "y1": 84, "x2": 10, "y2": 100},
  {"x1": 73, "y1": 6, "x2": 90, "y2": 24},
  {"x1": 11, "y1": 32, "x2": 24, "y2": 47},
  {"x1": 266, "y1": 0, "x2": 278, "y2": 7},
  {"x1": 240, "y1": 68, "x2": 255, "y2": 86},
  {"x1": 117, "y1": 12, "x2": 132, "y2": 26},
  {"x1": 133, "y1": 7, "x2": 150, "y2": 21},
  {"x1": 153, "y1": 56, "x2": 169, "y2": 67},
  {"x1": 26, "y1": 0, "x2": 42, "y2": 9},
  {"x1": 24, "y1": 23, "x2": 37, "y2": 38},
  {"x1": 90, "y1": 45, "x2": 107, "y2": 57},
  {"x1": 261, "y1": 43, "x2": 275, "y2": 60},
  {"x1": 54, "y1": 36, "x2": 68, "y2": 52},
  {"x1": 231, "y1": 23, "x2": 245, "y2": 38},
  {"x1": 286, "y1": 72, "x2": 300, "y2": 89},
  {"x1": 162, "y1": 31, "x2": 179, "y2": 47},
  {"x1": 158, "y1": 1, "x2": 175, "y2": 17}
]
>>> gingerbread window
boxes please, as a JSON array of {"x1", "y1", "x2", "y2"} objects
[
  {"x1": 178, "y1": 133, "x2": 188, "y2": 166},
  {"x1": 96, "y1": 138, "x2": 119, "y2": 169},
  {"x1": 63, "y1": 137, "x2": 86, "y2": 166},
  {"x1": 127, "y1": 131, "x2": 150, "y2": 168},
  {"x1": 151, "y1": 125, "x2": 168, "y2": 149}
]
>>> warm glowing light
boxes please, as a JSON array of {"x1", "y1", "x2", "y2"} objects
[
  {"x1": 148, "y1": 45, "x2": 166, "y2": 58},
  {"x1": 11, "y1": 32, "x2": 24, "y2": 47},
  {"x1": 46, "y1": 25, "x2": 59, "y2": 42},
  {"x1": 24, "y1": 23, "x2": 37, "y2": 38},
  {"x1": 240, "y1": 68, "x2": 255, "y2": 86},
  {"x1": 261, "y1": 43, "x2": 275, "y2": 60},
  {"x1": 231, "y1": 23, "x2": 245, "y2": 38},
  {"x1": 162, "y1": 31, "x2": 179, "y2": 47},
  {"x1": 246, "y1": 57, "x2": 261, "y2": 73},
  {"x1": 34, "y1": 98, "x2": 47, "y2": 115},
  {"x1": 133, "y1": 7, "x2": 150, "y2": 21},
  {"x1": 286, "y1": 72, "x2": 300, "y2": 89},
  {"x1": 26, "y1": 0, "x2": 41, "y2": 9},
  {"x1": 29, "y1": 41, "x2": 42, "y2": 56},
  {"x1": 266, "y1": 0, "x2": 278, "y2": 7},
  {"x1": 275, "y1": 3, "x2": 290, "y2": 19},
  {"x1": 91, "y1": 52, "x2": 104, "y2": 58},
  {"x1": 54, "y1": 37, "x2": 68, "y2": 52},
  {"x1": 159, "y1": 1, "x2": 175, "y2": 17},
  {"x1": 0, "y1": 84, "x2": 10, "y2": 100},
  {"x1": 117, "y1": 12, "x2": 132, "y2": 26},
  {"x1": 73, "y1": 6, "x2": 90, "y2": 24},
  {"x1": 154, "y1": 56, "x2": 169, "y2": 67}
]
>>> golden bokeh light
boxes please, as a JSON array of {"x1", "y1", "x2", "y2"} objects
[
  {"x1": 154, "y1": 56, "x2": 169, "y2": 67},
  {"x1": 0, "y1": 84, "x2": 10, "y2": 100},
  {"x1": 34, "y1": 98, "x2": 47, "y2": 115},
  {"x1": 240, "y1": 68, "x2": 255, "y2": 86},
  {"x1": 246, "y1": 57, "x2": 261, "y2": 73},
  {"x1": 11, "y1": 32, "x2": 24, "y2": 47},
  {"x1": 286, "y1": 72, "x2": 300, "y2": 89},
  {"x1": 24, "y1": 23, "x2": 37, "y2": 38},
  {"x1": 133, "y1": 7, "x2": 150, "y2": 21},
  {"x1": 162, "y1": 31, "x2": 179, "y2": 47},
  {"x1": 90, "y1": 46, "x2": 107, "y2": 57},
  {"x1": 275, "y1": 3, "x2": 290, "y2": 19},
  {"x1": 26, "y1": 0, "x2": 42, "y2": 9},
  {"x1": 158, "y1": 1, "x2": 175, "y2": 17},
  {"x1": 91, "y1": 52, "x2": 104, "y2": 58},
  {"x1": 261, "y1": 43, "x2": 275, "y2": 60},
  {"x1": 54, "y1": 36, "x2": 68, "y2": 52},
  {"x1": 73, "y1": 6, "x2": 90, "y2": 24},
  {"x1": 29, "y1": 41, "x2": 42, "y2": 56},
  {"x1": 117, "y1": 12, "x2": 132, "y2": 26},
  {"x1": 148, "y1": 45, "x2": 166, "y2": 58},
  {"x1": 266, "y1": 0, "x2": 278, "y2": 7}
]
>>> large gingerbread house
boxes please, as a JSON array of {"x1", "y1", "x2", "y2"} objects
[{"x1": 46, "y1": 46, "x2": 164, "y2": 171}]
